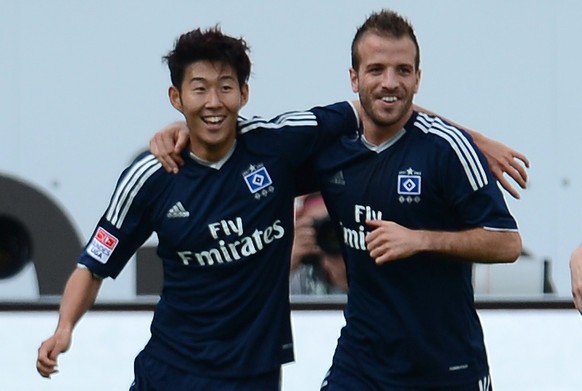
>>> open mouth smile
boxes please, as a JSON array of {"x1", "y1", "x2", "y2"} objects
[{"x1": 202, "y1": 115, "x2": 226, "y2": 125}]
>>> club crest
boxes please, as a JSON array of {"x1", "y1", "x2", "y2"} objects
[
  {"x1": 243, "y1": 163, "x2": 274, "y2": 199},
  {"x1": 397, "y1": 167, "x2": 421, "y2": 204}
]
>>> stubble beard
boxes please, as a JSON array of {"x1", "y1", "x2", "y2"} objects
[{"x1": 363, "y1": 93, "x2": 414, "y2": 130}]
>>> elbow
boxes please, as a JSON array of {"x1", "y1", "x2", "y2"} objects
[{"x1": 502, "y1": 232, "x2": 522, "y2": 263}]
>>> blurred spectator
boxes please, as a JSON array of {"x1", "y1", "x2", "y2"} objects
[{"x1": 290, "y1": 193, "x2": 348, "y2": 295}]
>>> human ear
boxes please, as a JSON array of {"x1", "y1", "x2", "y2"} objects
[
  {"x1": 349, "y1": 68, "x2": 359, "y2": 93},
  {"x1": 413, "y1": 69, "x2": 422, "y2": 94},
  {"x1": 240, "y1": 83, "x2": 250, "y2": 107},
  {"x1": 168, "y1": 86, "x2": 183, "y2": 113}
]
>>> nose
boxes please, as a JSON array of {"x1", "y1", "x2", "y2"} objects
[
  {"x1": 206, "y1": 88, "x2": 221, "y2": 107},
  {"x1": 381, "y1": 69, "x2": 399, "y2": 89}
]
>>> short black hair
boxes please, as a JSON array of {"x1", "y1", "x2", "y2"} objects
[{"x1": 163, "y1": 26, "x2": 251, "y2": 90}]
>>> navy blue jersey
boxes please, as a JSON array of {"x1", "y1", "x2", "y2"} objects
[
  {"x1": 78, "y1": 101, "x2": 358, "y2": 378},
  {"x1": 316, "y1": 111, "x2": 518, "y2": 388}
]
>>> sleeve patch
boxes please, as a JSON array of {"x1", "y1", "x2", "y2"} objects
[{"x1": 87, "y1": 227, "x2": 119, "y2": 264}]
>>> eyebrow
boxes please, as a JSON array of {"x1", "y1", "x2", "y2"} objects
[{"x1": 188, "y1": 75, "x2": 236, "y2": 83}]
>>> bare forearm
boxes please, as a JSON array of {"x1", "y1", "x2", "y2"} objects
[
  {"x1": 55, "y1": 267, "x2": 102, "y2": 332},
  {"x1": 418, "y1": 228, "x2": 521, "y2": 263}
]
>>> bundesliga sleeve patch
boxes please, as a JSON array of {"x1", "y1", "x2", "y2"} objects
[{"x1": 87, "y1": 227, "x2": 119, "y2": 263}]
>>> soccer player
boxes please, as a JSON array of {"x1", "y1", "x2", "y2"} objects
[
  {"x1": 314, "y1": 10, "x2": 521, "y2": 390},
  {"x1": 151, "y1": 10, "x2": 527, "y2": 391},
  {"x1": 570, "y1": 245, "x2": 582, "y2": 311},
  {"x1": 35, "y1": 27, "x2": 359, "y2": 390}
]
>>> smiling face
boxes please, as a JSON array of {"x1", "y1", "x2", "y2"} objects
[
  {"x1": 169, "y1": 60, "x2": 249, "y2": 161},
  {"x1": 350, "y1": 32, "x2": 421, "y2": 144}
]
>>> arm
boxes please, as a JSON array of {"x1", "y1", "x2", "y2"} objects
[
  {"x1": 570, "y1": 245, "x2": 582, "y2": 311},
  {"x1": 149, "y1": 121, "x2": 190, "y2": 173},
  {"x1": 36, "y1": 267, "x2": 102, "y2": 378},
  {"x1": 365, "y1": 220, "x2": 522, "y2": 265},
  {"x1": 154, "y1": 101, "x2": 364, "y2": 174},
  {"x1": 413, "y1": 104, "x2": 530, "y2": 199}
]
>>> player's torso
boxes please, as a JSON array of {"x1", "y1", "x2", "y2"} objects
[
  {"x1": 316, "y1": 127, "x2": 488, "y2": 385},
  {"x1": 143, "y1": 141, "x2": 297, "y2": 375},
  {"x1": 151, "y1": 143, "x2": 295, "y2": 271},
  {"x1": 318, "y1": 127, "x2": 458, "y2": 255}
]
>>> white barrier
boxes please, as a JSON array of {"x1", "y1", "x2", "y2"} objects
[{"x1": 0, "y1": 309, "x2": 580, "y2": 390}]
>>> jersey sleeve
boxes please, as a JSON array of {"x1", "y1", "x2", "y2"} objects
[
  {"x1": 78, "y1": 152, "x2": 163, "y2": 278},
  {"x1": 239, "y1": 101, "x2": 359, "y2": 168},
  {"x1": 429, "y1": 119, "x2": 518, "y2": 231}
]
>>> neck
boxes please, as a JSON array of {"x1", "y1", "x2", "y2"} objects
[
  {"x1": 189, "y1": 139, "x2": 236, "y2": 162},
  {"x1": 362, "y1": 112, "x2": 412, "y2": 145}
]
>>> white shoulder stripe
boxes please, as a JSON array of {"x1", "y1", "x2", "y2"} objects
[
  {"x1": 106, "y1": 154, "x2": 162, "y2": 228},
  {"x1": 415, "y1": 113, "x2": 488, "y2": 191},
  {"x1": 239, "y1": 111, "x2": 317, "y2": 134},
  {"x1": 430, "y1": 122, "x2": 488, "y2": 188}
]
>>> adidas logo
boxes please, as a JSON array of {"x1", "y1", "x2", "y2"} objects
[
  {"x1": 329, "y1": 170, "x2": 345, "y2": 185},
  {"x1": 166, "y1": 202, "x2": 190, "y2": 218}
]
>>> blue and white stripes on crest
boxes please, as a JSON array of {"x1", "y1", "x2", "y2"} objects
[
  {"x1": 238, "y1": 111, "x2": 317, "y2": 134},
  {"x1": 106, "y1": 154, "x2": 162, "y2": 228},
  {"x1": 415, "y1": 112, "x2": 488, "y2": 191}
]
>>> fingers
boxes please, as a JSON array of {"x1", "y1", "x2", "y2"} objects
[
  {"x1": 37, "y1": 359, "x2": 58, "y2": 378},
  {"x1": 37, "y1": 344, "x2": 58, "y2": 378},
  {"x1": 149, "y1": 122, "x2": 188, "y2": 174},
  {"x1": 506, "y1": 154, "x2": 529, "y2": 188},
  {"x1": 491, "y1": 152, "x2": 530, "y2": 200},
  {"x1": 176, "y1": 131, "x2": 190, "y2": 155},
  {"x1": 365, "y1": 219, "x2": 383, "y2": 228},
  {"x1": 364, "y1": 221, "x2": 387, "y2": 262},
  {"x1": 167, "y1": 152, "x2": 185, "y2": 174},
  {"x1": 159, "y1": 155, "x2": 180, "y2": 174},
  {"x1": 496, "y1": 174, "x2": 520, "y2": 200},
  {"x1": 149, "y1": 137, "x2": 177, "y2": 174},
  {"x1": 511, "y1": 150, "x2": 530, "y2": 169}
]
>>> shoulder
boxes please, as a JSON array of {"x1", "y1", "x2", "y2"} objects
[
  {"x1": 117, "y1": 150, "x2": 168, "y2": 192},
  {"x1": 411, "y1": 113, "x2": 490, "y2": 190},
  {"x1": 237, "y1": 111, "x2": 318, "y2": 135},
  {"x1": 411, "y1": 112, "x2": 472, "y2": 145},
  {"x1": 409, "y1": 112, "x2": 482, "y2": 158}
]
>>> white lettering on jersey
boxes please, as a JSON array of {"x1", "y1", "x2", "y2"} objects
[
  {"x1": 342, "y1": 205, "x2": 383, "y2": 252},
  {"x1": 342, "y1": 224, "x2": 367, "y2": 251},
  {"x1": 176, "y1": 219, "x2": 285, "y2": 266},
  {"x1": 354, "y1": 204, "x2": 382, "y2": 223},
  {"x1": 208, "y1": 217, "x2": 244, "y2": 239}
]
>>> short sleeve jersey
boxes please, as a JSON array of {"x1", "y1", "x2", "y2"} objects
[
  {"x1": 315, "y1": 112, "x2": 518, "y2": 388},
  {"x1": 77, "y1": 101, "x2": 358, "y2": 378}
]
